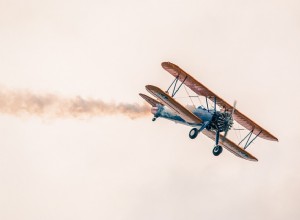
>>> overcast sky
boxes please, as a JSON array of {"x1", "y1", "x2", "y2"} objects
[{"x1": 0, "y1": 0, "x2": 300, "y2": 219}]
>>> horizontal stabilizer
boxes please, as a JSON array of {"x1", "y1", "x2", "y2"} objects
[{"x1": 139, "y1": 93, "x2": 163, "y2": 107}]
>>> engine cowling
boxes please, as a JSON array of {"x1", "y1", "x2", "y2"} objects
[{"x1": 210, "y1": 111, "x2": 233, "y2": 132}]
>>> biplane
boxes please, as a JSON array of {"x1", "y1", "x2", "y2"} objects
[{"x1": 139, "y1": 62, "x2": 278, "y2": 162}]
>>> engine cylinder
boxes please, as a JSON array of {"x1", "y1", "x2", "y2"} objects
[{"x1": 211, "y1": 112, "x2": 233, "y2": 132}]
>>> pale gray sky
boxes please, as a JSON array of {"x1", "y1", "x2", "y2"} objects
[{"x1": 0, "y1": 0, "x2": 300, "y2": 219}]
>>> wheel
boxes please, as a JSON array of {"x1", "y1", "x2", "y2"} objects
[
  {"x1": 212, "y1": 145, "x2": 223, "y2": 156},
  {"x1": 152, "y1": 117, "x2": 156, "y2": 121},
  {"x1": 189, "y1": 128, "x2": 199, "y2": 139}
]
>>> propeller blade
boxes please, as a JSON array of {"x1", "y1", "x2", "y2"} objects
[
  {"x1": 231, "y1": 100, "x2": 237, "y2": 116},
  {"x1": 223, "y1": 129, "x2": 229, "y2": 142}
]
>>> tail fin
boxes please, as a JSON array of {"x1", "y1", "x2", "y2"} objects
[{"x1": 139, "y1": 93, "x2": 163, "y2": 107}]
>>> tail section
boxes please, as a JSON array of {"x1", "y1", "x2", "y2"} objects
[
  {"x1": 145, "y1": 85, "x2": 202, "y2": 125},
  {"x1": 139, "y1": 92, "x2": 189, "y2": 124}
]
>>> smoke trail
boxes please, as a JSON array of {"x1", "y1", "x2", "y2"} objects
[{"x1": 0, "y1": 87, "x2": 150, "y2": 119}]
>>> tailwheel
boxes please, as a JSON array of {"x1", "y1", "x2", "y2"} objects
[
  {"x1": 212, "y1": 145, "x2": 223, "y2": 156},
  {"x1": 189, "y1": 128, "x2": 199, "y2": 139}
]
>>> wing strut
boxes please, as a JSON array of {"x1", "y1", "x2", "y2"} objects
[
  {"x1": 238, "y1": 129, "x2": 262, "y2": 149},
  {"x1": 214, "y1": 97, "x2": 217, "y2": 113},
  {"x1": 215, "y1": 130, "x2": 220, "y2": 146},
  {"x1": 205, "y1": 97, "x2": 210, "y2": 112},
  {"x1": 166, "y1": 74, "x2": 188, "y2": 97}
]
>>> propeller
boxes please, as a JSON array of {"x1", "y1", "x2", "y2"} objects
[{"x1": 222, "y1": 100, "x2": 237, "y2": 142}]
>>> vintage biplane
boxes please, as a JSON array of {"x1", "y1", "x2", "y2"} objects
[{"x1": 139, "y1": 62, "x2": 278, "y2": 162}]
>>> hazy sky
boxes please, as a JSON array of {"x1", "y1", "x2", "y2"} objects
[{"x1": 0, "y1": 0, "x2": 300, "y2": 219}]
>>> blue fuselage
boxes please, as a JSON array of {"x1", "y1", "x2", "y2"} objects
[{"x1": 153, "y1": 105, "x2": 213, "y2": 127}]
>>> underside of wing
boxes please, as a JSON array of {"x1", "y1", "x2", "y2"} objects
[
  {"x1": 139, "y1": 93, "x2": 163, "y2": 107},
  {"x1": 162, "y1": 62, "x2": 278, "y2": 142},
  {"x1": 145, "y1": 85, "x2": 202, "y2": 124},
  {"x1": 202, "y1": 130, "x2": 258, "y2": 162}
]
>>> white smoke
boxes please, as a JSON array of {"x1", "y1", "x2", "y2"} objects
[{"x1": 0, "y1": 87, "x2": 150, "y2": 119}]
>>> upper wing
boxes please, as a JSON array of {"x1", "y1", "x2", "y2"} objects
[
  {"x1": 145, "y1": 85, "x2": 202, "y2": 124},
  {"x1": 162, "y1": 62, "x2": 278, "y2": 142},
  {"x1": 139, "y1": 93, "x2": 163, "y2": 107},
  {"x1": 202, "y1": 130, "x2": 258, "y2": 162}
]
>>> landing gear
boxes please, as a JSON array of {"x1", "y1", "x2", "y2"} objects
[
  {"x1": 189, "y1": 128, "x2": 199, "y2": 139},
  {"x1": 152, "y1": 117, "x2": 157, "y2": 121},
  {"x1": 212, "y1": 145, "x2": 223, "y2": 156},
  {"x1": 212, "y1": 130, "x2": 223, "y2": 156}
]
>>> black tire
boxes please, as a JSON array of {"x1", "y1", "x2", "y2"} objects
[
  {"x1": 213, "y1": 145, "x2": 223, "y2": 156},
  {"x1": 189, "y1": 128, "x2": 199, "y2": 139}
]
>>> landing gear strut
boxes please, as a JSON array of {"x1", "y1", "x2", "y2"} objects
[
  {"x1": 189, "y1": 122, "x2": 210, "y2": 139},
  {"x1": 189, "y1": 128, "x2": 199, "y2": 139},
  {"x1": 212, "y1": 130, "x2": 223, "y2": 156}
]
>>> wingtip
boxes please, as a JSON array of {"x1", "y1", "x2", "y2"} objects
[
  {"x1": 161, "y1": 61, "x2": 169, "y2": 67},
  {"x1": 270, "y1": 137, "x2": 279, "y2": 142},
  {"x1": 248, "y1": 156, "x2": 258, "y2": 162},
  {"x1": 145, "y1": 85, "x2": 158, "y2": 91},
  {"x1": 161, "y1": 61, "x2": 176, "y2": 69}
]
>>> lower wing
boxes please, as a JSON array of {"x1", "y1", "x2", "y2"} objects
[{"x1": 202, "y1": 130, "x2": 258, "y2": 162}]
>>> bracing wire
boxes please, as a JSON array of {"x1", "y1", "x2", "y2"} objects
[
  {"x1": 233, "y1": 123, "x2": 244, "y2": 145},
  {"x1": 197, "y1": 96, "x2": 202, "y2": 107},
  {"x1": 184, "y1": 85, "x2": 196, "y2": 108}
]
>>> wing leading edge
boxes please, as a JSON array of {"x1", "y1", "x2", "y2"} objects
[{"x1": 162, "y1": 62, "x2": 278, "y2": 142}]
